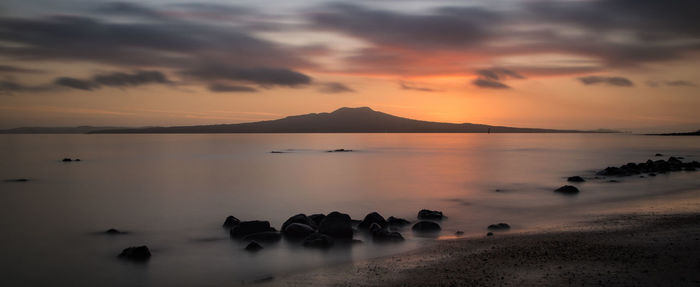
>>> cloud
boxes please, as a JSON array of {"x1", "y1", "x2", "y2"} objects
[
  {"x1": 578, "y1": 76, "x2": 634, "y2": 87},
  {"x1": 472, "y1": 78, "x2": 510, "y2": 89},
  {"x1": 0, "y1": 65, "x2": 43, "y2": 74},
  {"x1": 54, "y1": 77, "x2": 99, "y2": 91},
  {"x1": 0, "y1": 79, "x2": 52, "y2": 95},
  {"x1": 183, "y1": 66, "x2": 311, "y2": 87},
  {"x1": 665, "y1": 80, "x2": 696, "y2": 87},
  {"x1": 399, "y1": 81, "x2": 438, "y2": 92},
  {"x1": 208, "y1": 83, "x2": 257, "y2": 93},
  {"x1": 54, "y1": 70, "x2": 172, "y2": 91},
  {"x1": 317, "y1": 82, "x2": 354, "y2": 94}
]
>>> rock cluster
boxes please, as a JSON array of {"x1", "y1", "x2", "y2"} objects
[{"x1": 597, "y1": 157, "x2": 699, "y2": 176}]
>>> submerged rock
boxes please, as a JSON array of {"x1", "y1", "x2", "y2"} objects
[
  {"x1": 328, "y1": 149, "x2": 352, "y2": 152},
  {"x1": 118, "y1": 246, "x2": 151, "y2": 261},
  {"x1": 245, "y1": 241, "x2": 263, "y2": 252},
  {"x1": 4, "y1": 178, "x2": 29, "y2": 182},
  {"x1": 487, "y1": 223, "x2": 511, "y2": 231},
  {"x1": 554, "y1": 185, "x2": 579, "y2": 194},
  {"x1": 283, "y1": 223, "x2": 315, "y2": 239},
  {"x1": 487, "y1": 232, "x2": 494, "y2": 236},
  {"x1": 417, "y1": 209, "x2": 444, "y2": 220},
  {"x1": 302, "y1": 233, "x2": 334, "y2": 249},
  {"x1": 387, "y1": 216, "x2": 411, "y2": 227},
  {"x1": 230, "y1": 221, "x2": 275, "y2": 239},
  {"x1": 222, "y1": 216, "x2": 240, "y2": 229},
  {"x1": 411, "y1": 221, "x2": 441, "y2": 233},
  {"x1": 567, "y1": 176, "x2": 585, "y2": 182},
  {"x1": 318, "y1": 211, "x2": 353, "y2": 238},
  {"x1": 62, "y1": 158, "x2": 73, "y2": 162},
  {"x1": 243, "y1": 231, "x2": 281, "y2": 243},
  {"x1": 455, "y1": 231, "x2": 464, "y2": 236},
  {"x1": 105, "y1": 228, "x2": 126, "y2": 235},
  {"x1": 372, "y1": 229, "x2": 404, "y2": 243},
  {"x1": 358, "y1": 212, "x2": 388, "y2": 230}
]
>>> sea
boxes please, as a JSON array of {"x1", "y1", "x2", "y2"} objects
[{"x1": 1, "y1": 133, "x2": 699, "y2": 286}]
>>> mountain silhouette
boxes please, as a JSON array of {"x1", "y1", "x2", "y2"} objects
[{"x1": 87, "y1": 107, "x2": 601, "y2": 133}]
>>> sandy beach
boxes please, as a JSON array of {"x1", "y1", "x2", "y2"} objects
[{"x1": 261, "y1": 193, "x2": 700, "y2": 287}]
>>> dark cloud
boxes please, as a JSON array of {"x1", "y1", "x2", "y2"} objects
[
  {"x1": 317, "y1": 82, "x2": 354, "y2": 94},
  {"x1": 399, "y1": 81, "x2": 438, "y2": 92},
  {"x1": 95, "y1": 2, "x2": 164, "y2": 18},
  {"x1": 578, "y1": 76, "x2": 634, "y2": 87},
  {"x1": 475, "y1": 68, "x2": 525, "y2": 81},
  {"x1": 54, "y1": 77, "x2": 98, "y2": 91},
  {"x1": 472, "y1": 78, "x2": 510, "y2": 89},
  {"x1": 310, "y1": 4, "x2": 500, "y2": 50},
  {"x1": 54, "y1": 70, "x2": 172, "y2": 91},
  {"x1": 665, "y1": 80, "x2": 696, "y2": 87},
  {"x1": 208, "y1": 83, "x2": 257, "y2": 93},
  {"x1": 0, "y1": 79, "x2": 51, "y2": 95},
  {"x1": 0, "y1": 65, "x2": 43, "y2": 73},
  {"x1": 183, "y1": 66, "x2": 311, "y2": 87}
]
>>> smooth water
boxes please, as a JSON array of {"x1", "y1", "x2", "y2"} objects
[{"x1": 1, "y1": 133, "x2": 699, "y2": 286}]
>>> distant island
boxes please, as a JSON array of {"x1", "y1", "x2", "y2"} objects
[
  {"x1": 1, "y1": 107, "x2": 619, "y2": 134},
  {"x1": 649, "y1": 130, "x2": 700, "y2": 136}
]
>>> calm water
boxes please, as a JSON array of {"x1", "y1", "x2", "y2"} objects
[{"x1": 1, "y1": 133, "x2": 699, "y2": 286}]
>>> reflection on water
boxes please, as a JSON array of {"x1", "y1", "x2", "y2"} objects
[{"x1": 0, "y1": 133, "x2": 699, "y2": 286}]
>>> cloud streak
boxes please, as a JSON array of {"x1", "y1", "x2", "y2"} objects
[{"x1": 578, "y1": 76, "x2": 634, "y2": 87}]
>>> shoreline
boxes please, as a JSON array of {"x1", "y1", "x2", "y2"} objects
[{"x1": 260, "y1": 209, "x2": 700, "y2": 286}]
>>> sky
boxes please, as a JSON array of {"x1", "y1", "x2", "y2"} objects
[{"x1": 0, "y1": 0, "x2": 699, "y2": 132}]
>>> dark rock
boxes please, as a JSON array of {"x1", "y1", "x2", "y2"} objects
[
  {"x1": 62, "y1": 158, "x2": 72, "y2": 162},
  {"x1": 4, "y1": 178, "x2": 29, "y2": 182},
  {"x1": 417, "y1": 209, "x2": 444, "y2": 220},
  {"x1": 567, "y1": 176, "x2": 585, "y2": 182},
  {"x1": 283, "y1": 223, "x2": 315, "y2": 239},
  {"x1": 649, "y1": 173, "x2": 656, "y2": 176},
  {"x1": 245, "y1": 241, "x2": 263, "y2": 252},
  {"x1": 368, "y1": 222, "x2": 382, "y2": 233},
  {"x1": 270, "y1": 151, "x2": 284, "y2": 153},
  {"x1": 487, "y1": 232, "x2": 494, "y2": 236},
  {"x1": 318, "y1": 211, "x2": 353, "y2": 238},
  {"x1": 308, "y1": 214, "x2": 326, "y2": 226},
  {"x1": 302, "y1": 233, "x2": 334, "y2": 249},
  {"x1": 554, "y1": 185, "x2": 579, "y2": 194},
  {"x1": 411, "y1": 221, "x2": 441, "y2": 233},
  {"x1": 608, "y1": 180, "x2": 620, "y2": 183},
  {"x1": 668, "y1": 157, "x2": 682, "y2": 165},
  {"x1": 75, "y1": 159, "x2": 81, "y2": 162},
  {"x1": 655, "y1": 153, "x2": 663, "y2": 157},
  {"x1": 358, "y1": 212, "x2": 388, "y2": 230},
  {"x1": 222, "y1": 216, "x2": 240, "y2": 229},
  {"x1": 105, "y1": 228, "x2": 126, "y2": 235},
  {"x1": 455, "y1": 231, "x2": 464, "y2": 236},
  {"x1": 328, "y1": 149, "x2": 352, "y2": 152},
  {"x1": 230, "y1": 221, "x2": 275, "y2": 239},
  {"x1": 487, "y1": 223, "x2": 511, "y2": 231},
  {"x1": 242, "y1": 231, "x2": 281, "y2": 243},
  {"x1": 387, "y1": 216, "x2": 411, "y2": 227},
  {"x1": 118, "y1": 246, "x2": 151, "y2": 261},
  {"x1": 372, "y1": 229, "x2": 404, "y2": 243},
  {"x1": 281, "y1": 214, "x2": 317, "y2": 231},
  {"x1": 684, "y1": 167, "x2": 697, "y2": 171},
  {"x1": 597, "y1": 166, "x2": 622, "y2": 176}
]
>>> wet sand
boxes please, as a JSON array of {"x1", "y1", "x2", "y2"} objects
[{"x1": 261, "y1": 211, "x2": 700, "y2": 286}]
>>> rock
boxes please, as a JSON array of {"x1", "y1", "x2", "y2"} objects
[
  {"x1": 75, "y1": 159, "x2": 81, "y2": 162},
  {"x1": 487, "y1": 232, "x2": 494, "y2": 236},
  {"x1": 655, "y1": 153, "x2": 663, "y2": 157},
  {"x1": 281, "y1": 214, "x2": 317, "y2": 231},
  {"x1": 567, "y1": 176, "x2": 585, "y2": 182},
  {"x1": 118, "y1": 246, "x2": 151, "y2": 261},
  {"x1": 455, "y1": 231, "x2": 464, "y2": 236},
  {"x1": 597, "y1": 166, "x2": 623, "y2": 176},
  {"x1": 230, "y1": 221, "x2": 275, "y2": 239},
  {"x1": 222, "y1": 216, "x2": 240, "y2": 229},
  {"x1": 328, "y1": 149, "x2": 352, "y2": 152},
  {"x1": 368, "y1": 222, "x2": 382, "y2": 233},
  {"x1": 302, "y1": 233, "x2": 334, "y2": 249},
  {"x1": 357, "y1": 212, "x2": 388, "y2": 230},
  {"x1": 283, "y1": 223, "x2": 315, "y2": 239},
  {"x1": 372, "y1": 229, "x2": 404, "y2": 243},
  {"x1": 308, "y1": 214, "x2": 326, "y2": 226},
  {"x1": 387, "y1": 216, "x2": 411, "y2": 227},
  {"x1": 243, "y1": 231, "x2": 281, "y2": 243},
  {"x1": 62, "y1": 158, "x2": 72, "y2": 162},
  {"x1": 554, "y1": 185, "x2": 579, "y2": 194},
  {"x1": 4, "y1": 178, "x2": 29, "y2": 182},
  {"x1": 245, "y1": 241, "x2": 263, "y2": 252},
  {"x1": 318, "y1": 211, "x2": 353, "y2": 238},
  {"x1": 648, "y1": 173, "x2": 656, "y2": 176},
  {"x1": 417, "y1": 209, "x2": 444, "y2": 220},
  {"x1": 668, "y1": 157, "x2": 682, "y2": 165},
  {"x1": 105, "y1": 228, "x2": 126, "y2": 235},
  {"x1": 411, "y1": 221, "x2": 441, "y2": 233},
  {"x1": 487, "y1": 223, "x2": 511, "y2": 231}
]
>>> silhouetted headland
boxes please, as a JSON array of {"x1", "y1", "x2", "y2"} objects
[
  {"x1": 649, "y1": 129, "x2": 700, "y2": 136},
  {"x1": 85, "y1": 107, "x2": 615, "y2": 134}
]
